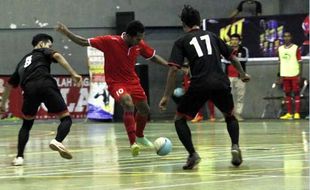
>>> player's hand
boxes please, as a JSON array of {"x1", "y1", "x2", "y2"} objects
[
  {"x1": 72, "y1": 74, "x2": 83, "y2": 87},
  {"x1": 55, "y1": 22, "x2": 69, "y2": 34},
  {"x1": 240, "y1": 73, "x2": 250, "y2": 82},
  {"x1": 159, "y1": 96, "x2": 169, "y2": 112}
]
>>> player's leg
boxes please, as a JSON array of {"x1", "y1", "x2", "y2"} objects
[
  {"x1": 211, "y1": 88, "x2": 242, "y2": 167},
  {"x1": 292, "y1": 77, "x2": 301, "y2": 119},
  {"x1": 109, "y1": 84, "x2": 139, "y2": 156},
  {"x1": 280, "y1": 78, "x2": 293, "y2": 119},
  {"x1": 134, "y1": 100, "x2": 153, "y2": 147},
  {"x1": 207, "y1": 101, "x2": 216, "y2": 121},
  {"x1": 42, "y1": 81, "x2": 73, "y2": 159},
  {"x1": 12, "y1": 85, "x2": 40, "y2": 166},
  {"x1": 234, "y1": 79, "x2": 246, "y2": 121},
  {"x1": 176, "y1": 88, "x2": 207, "y2": 169}
]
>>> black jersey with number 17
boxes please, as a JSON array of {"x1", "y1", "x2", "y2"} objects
[
  {"x1": 8, "y1": 48, "x2": 57, "y2": 89},
  {"x1": 169, "y1": 29, "x2": 235, "y2": 90}
]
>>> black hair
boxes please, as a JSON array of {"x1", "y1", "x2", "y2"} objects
[
  {"x1": 230, "y1": 33, "x2": 241, "y2": 40},
  {"x1": 31, "y1": 33, "x2": 53, "y2": 47},
  {"x1": 180, "y1": 5, "x2": 201, "y2": 28},
  {"x1": 126, "y1": 20, "x2": 145, "y2": 36}
]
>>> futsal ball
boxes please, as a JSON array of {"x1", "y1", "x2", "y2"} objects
[
  {"x1": 173, "y1": 87, "x2": 185, "y2": 97},
  {"x1": 154, "y1": 137, "x2": 172, "y2": 156}
]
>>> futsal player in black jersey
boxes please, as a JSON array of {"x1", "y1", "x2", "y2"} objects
[
  {"x1": 0, "y1": 33, "x2": 82, "y2": 166},
  {"x1": 159, "y1": 5, "x2": 250, "y2": 170}
]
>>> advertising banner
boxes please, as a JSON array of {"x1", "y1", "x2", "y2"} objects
[
  {"x1": 87, "y1": 47, "x2": 114, "y2": 120},
  {"x1": 0, "y1": 75, "x2": 89, "y2": 119},
  {"x1": 203, "y1": 14, "x2": 309, "y2": 58}
]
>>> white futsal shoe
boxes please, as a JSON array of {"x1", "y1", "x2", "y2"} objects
[
  {"x1": 49, "y1": 139, "x2": 73, "y2": 159},
  {"x1": 12, "y1": 157, "x2": 24, "y2": 166}
]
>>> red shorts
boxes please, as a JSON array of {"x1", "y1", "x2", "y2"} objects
[
  {"x1": 282, "y1": 76, "x2": 300, "y2": 93},
  {"x1": 108, "y1": 83, "x2": 147, "y2": 103}
]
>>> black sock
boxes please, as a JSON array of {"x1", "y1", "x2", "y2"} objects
[
  {"x1": 55, "y1": 116, "x2": 72, "y2": 142},
  {"x1": 225, "y1": 115, "x2": 239, "y2": 145},
  {"x1": 175, "y1": 118, "x2": 196, "y2": 155},
  {"x1": 17, "y1": 119, "x2": 34, "y2": 158}
]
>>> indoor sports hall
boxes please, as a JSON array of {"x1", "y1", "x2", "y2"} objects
[{"x1": 0, "y1": 1, "x2": 309, "y2": 190}]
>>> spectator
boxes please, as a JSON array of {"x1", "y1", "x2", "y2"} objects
[
  {"x1": 224, "y1": 34, "x2": 249, "y2": 121},
  {"x1": 230, "y1": 0, "x2": 262, "y2": 18}
]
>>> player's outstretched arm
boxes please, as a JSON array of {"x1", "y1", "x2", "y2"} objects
[
  {"x1": 150, "y1": 55, "x2": 169, "y2": 66},
  {"x1": 53, "y1": 53, "x2": 83, "y2": 87},
  {"x1": 159, "y1": 66, "x2": 178, "y2": 111},
  {"x1": 230, "y1": 55, "x2": 250, "y2": 82},
  {"x1": 56, "y1": 22, "x2": 89, "y2": 47}
]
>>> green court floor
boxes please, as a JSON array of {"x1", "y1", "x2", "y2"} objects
[{"x1": 0, "y1": 120, "x2": 309, "y2": 190}]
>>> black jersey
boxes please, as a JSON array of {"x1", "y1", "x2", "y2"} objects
[
  {"x1": 8, "y1": 48, "x2": 57, "y2": 89},
  {"x1": 169, "y1": 29, "x2": 235, "y2": 90}
]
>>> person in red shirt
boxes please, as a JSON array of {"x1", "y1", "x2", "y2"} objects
[{"x1": 56, "y1": 21, "x2": 169, "y2": 156}]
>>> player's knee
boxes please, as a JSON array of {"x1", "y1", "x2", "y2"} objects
[
  {"x1": 223, "y1": 113, "x2": 237, "y2": 122},
  {"x1": 121, "y1": 96, "x2": 134, "y2": 110}
]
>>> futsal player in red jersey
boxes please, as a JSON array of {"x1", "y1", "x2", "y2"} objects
[{"x1": 56, "y1": 20, "x2": 169, "y2": 156}]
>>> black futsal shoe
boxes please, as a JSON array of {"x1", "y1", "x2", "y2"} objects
[
  {"x1": 231, "y1": 144, "x2": 243, "y2": 167},
  {"x1": 183, "y1": 152, "x2": 201, "y2": 170}
]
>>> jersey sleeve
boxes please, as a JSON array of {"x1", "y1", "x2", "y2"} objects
[
  {"x1": 8, "y1": 66, "x2": 20, "y2": 87},
  {"x1": 217, "y1": 37, "x2": 235, "y2": 60},
  {"x1": 88, "y1": 36, "x2": 108, "y2": 52},
  {"x1": 139, "y1": 40, "x2": 156, "y2": 59},
  {"x1": 169, "y1": 39, "x2": 184, "y2": 68},
  {"x1": 43, "y1": 48, "x2": 58, "y2": 63}
]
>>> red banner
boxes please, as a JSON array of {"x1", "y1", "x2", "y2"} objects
[{"x1": 0, "y1": 75, "x2": 90, "y2": 119}]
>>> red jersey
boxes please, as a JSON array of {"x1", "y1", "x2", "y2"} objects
[{"x1": 88, "y1": 34, "x2": 155, "y2": 84}]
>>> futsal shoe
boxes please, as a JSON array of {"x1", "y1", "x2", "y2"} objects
[
  {"x1": 49, "y1": 139, "x2": 73, "y2": 159},
  {"x1": 231, "y1": 144, "x2": 243, "y2": 167},
  {"x1": 183, "y1": 152, "x2": 201, "y2": 170},
  {"x1": 11, "y1": 157, "x2": 24, "y2": 166},
  {"x1": 294, "y1": 113, "x2": 301, "y2": 120},
  {"x1": 280, "y1": 113, "x2": 293, "y2": 120},
  {"x1": 130, "y1": 143, "x2": 140, "y2": 157},
  {"x1": 191, "y1": 114, "x2": 203, "y2": 123},
  {"x1": 136, "y1": 137, "x2": 154, "y2": 148}
]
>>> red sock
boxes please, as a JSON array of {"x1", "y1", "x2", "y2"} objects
[
  {"x1": 135, "y1": 113, "x2": 148, "y2": 138},
  {"x1": 285, "y1": 96, "x2": 292, "y2": 114},
  {"x1": 123, "y1": 111, "x2": 136, "y2": 145},
  {"x1": 208, "y1": 101, "x2": 215, "y2": 118},
  {"x1": 295, "y1": 95, "x2": 301, "y2": 113}
]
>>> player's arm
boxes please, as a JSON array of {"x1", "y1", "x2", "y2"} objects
[
  {"x1": 159, "y1": 66, "x2": 179, "y2": 111},
  {"x1": 230, "y1": 55, "x2": 250, "y2": 82},
  {"x1": 297, "y1": 47, "x2": 303, "y2": 77},
  {"x1": 159, "y1": 40, "x2": 183, "y2": 111},
  {"x1": 53, "y1": 53, "x2": 83, "y2": 87},
  {"x1": 0, "y1": 84, "x2": 13, "y2": 113},
  {"x1": 150, "y1": 55, "x2": 169, "y2": 66},
  {"x1": 56, "y1": 22, "x2": 89, "y2": 47}
]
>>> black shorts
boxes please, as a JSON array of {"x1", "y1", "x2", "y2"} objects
[
  {"x1": 177, "y1": 87, "x2": 234, "y2": 119},
  {"x1": 22, "y1": 78, "x2": 67, "y2": 117}
]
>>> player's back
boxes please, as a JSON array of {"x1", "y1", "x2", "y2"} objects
[
  {"x1": 178, "y1": 29, "x2": 232, "y2": 90},
  {"x1": 16, "y1": 48, "x2": 55, "y2": 88}
]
